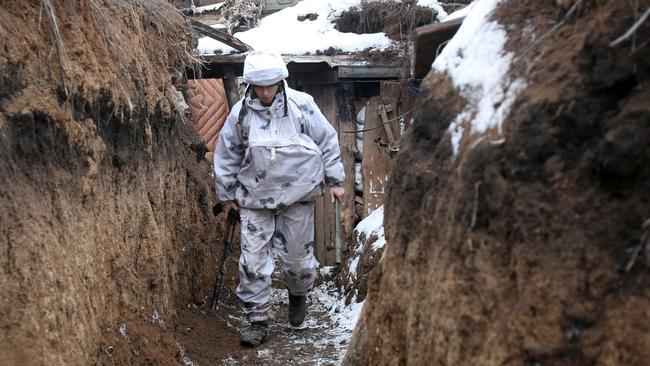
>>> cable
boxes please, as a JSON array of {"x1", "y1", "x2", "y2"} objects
[{"x1": 339, "y1": 107, "x2": 416, "y2": 133}]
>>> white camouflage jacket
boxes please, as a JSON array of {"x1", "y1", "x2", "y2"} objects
[{"x1": 214, "y1": 83, "x2": 345, "y2": 209}]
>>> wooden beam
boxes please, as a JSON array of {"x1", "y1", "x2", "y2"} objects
[
  {"x1": 338, "y1": 66, "x2": 401, "y2": 79},
  {"x1": 294, "y1": 69, "x2": 338, "y2": 86},
  {"x1": 221, "y1": 66, "x2": 240, "y2": 110},
  {"x1": 306, "y1": 85, "x2": 339, "y2": 266},
  {"x1": 411, "y1": 17, "x2": 464, "y2": 79},
  {"x1": 337, "y1": 82, "x2": 358, "y2": 252},
  {"x1": 321, "y1": 85, "x2": 339, "y2": 266},
  {"x1": 361, "y1": 99, "x2": 391, "y2": 217},
  {"x1": 189, "y1": 18, "x2": 253, "y2": 53}
]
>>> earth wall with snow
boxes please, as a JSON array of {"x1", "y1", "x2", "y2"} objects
[{"x1": 344, "y1": 0, "x2": 650, "y2": 364}]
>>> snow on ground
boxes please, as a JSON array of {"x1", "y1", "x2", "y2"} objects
[
  {"x1": 219, "y1": 268, "x2": 368, "y2": 365},
  {"x1": 198, "y1": 0, "x2": 450, "y2": 55},
  {"x1": 432, "y1": 0, "x2": 526, "y2": 155},
  {"x1": 214, "y1": 207, "x2": 387, "y2": 365}
]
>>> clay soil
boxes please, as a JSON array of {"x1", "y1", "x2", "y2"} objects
[
  {"x1": 175, "y1": 264, "x2": 351, "y2": 366},
  {"x1": 344, "y1": 0, "x2": 650, "y2": 365},
  {"x1": 0, "y1": 1, "x2": 222, "y2": 364}
]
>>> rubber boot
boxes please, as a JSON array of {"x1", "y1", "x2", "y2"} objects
[
  {"x1": 240, "y1": 321, "x2": 268, "y2": 347},
  {"x1": 288, "y1": 294, "x2": 307, "y2": 327}
]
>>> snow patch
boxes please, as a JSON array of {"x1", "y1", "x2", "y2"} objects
[
  {"x1": 198, "y1": 0, "x2": 395, "y2": 55},
  {"x1": 311, "y1": 279, "x2": 363, "y2": 333},
  {"x1": 152, "y1": 309, "x2": 165, "y2": 328},
  {"x1": 118, "y1": 322, "x2": 132, "y2": 343},
  {"x1": 444, "y1": 1, "x2": 476, "y2": 22},
  {"x1": 195, "y1": 2, "x2": 224, "y2": 13},
  {"x1": 348, "y1": 256, "x2": 360, "y2": 280},
  {"x1": 432, "y1": 0, "x2": 526, "y2": 155},
  {"x1": 118, "y1": 323, "x2": 127, "y2": 338},
  {"x1": 417, "y1": 0, "x2": 448, "y2": 21},
  {"x1": 354, "y1": 205, "x2": 386, "y2": 251},
  {"x1": 182, "y1": 355, "x2": 200, "y2": 366}
]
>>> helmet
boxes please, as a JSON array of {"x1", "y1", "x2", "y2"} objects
[{"x1": 242, "y1": 50, "x2": 288, "y2": 86}]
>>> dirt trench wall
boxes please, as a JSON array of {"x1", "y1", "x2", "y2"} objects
[
  {"x1": 0, "y1": 1, "x2": 220, "y2": 365},
  {"x1": 344, "y1": 1, "x2": 650, "y2": 365}
]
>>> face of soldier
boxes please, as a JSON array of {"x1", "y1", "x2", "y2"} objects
[{"x1": 253, "y1": 84, "x2": 279, "y2": 106}]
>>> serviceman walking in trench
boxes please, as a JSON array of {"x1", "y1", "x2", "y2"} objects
[{"x1": 214, "y1": 50, "x2": 345, "y2": 347}]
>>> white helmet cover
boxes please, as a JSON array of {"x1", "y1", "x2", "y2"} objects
[{"x1": 242, "y1": 50, "x2": 289, "y2": 86}]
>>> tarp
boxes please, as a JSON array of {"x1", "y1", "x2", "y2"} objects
[{"x1": 187, "y1": 78, "x2": 230, "y2": 163}]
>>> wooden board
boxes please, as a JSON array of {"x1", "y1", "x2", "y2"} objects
[
  {"x1": 338, "y1": 66, "x2": 402, "y2": 79},
  {"x1": 337, "y1": 82, "x2": 358, "y2": 254},
  {"x1": 304, "y1": 84, "x2": 338, "y2": 266},
  {"x1": 361, "y1": 82, "x2": 407, "y2": 217},
  {"x1": 361, "y1": 99, "x2": 393, "y2": 217},
  {"x1": 380, "y1": 80, "x2": 417, "y2": 141},
  {"x1": 410, "y1": 17, "x2": 464, "y2": 79}
]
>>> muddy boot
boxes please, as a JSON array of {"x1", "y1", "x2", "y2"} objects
[
  {"x1": 240, "y1": 321, "x2": 268, "y2": 347},
  {"x1": 288, "y1": 294, "x2": 307, "y2": 327}
]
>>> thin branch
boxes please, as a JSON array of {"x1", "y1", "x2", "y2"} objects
[
  {"x1": 339, "y1": 107, "x2": 416, "y2": 133},
  {"x1": 42, "y1": 0, "x2": 70, "y2": 99},
  {"x1": 610, "y1": 7, "x2": 650, "y2": 47},
  {"x1": 469, "y1": 181, "x2": 481, "y2": 231},
  {"x1": 523, "y1": 0, "x2": 583, "y2": 56}
]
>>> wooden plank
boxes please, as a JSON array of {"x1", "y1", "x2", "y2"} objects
[
  {"x1": 294, "y1": 69, "x2": 339, "y2": 87},
  {"x1": 307, "y1": 85, "x2": 339, "y2": 266},
  {"x1": 201, "y1": 54, "x2": 247, "y2": 65},
  {"x1": 338, "y1": 66, "x2": 401, "y2": 79},
  {"x1": 222, "y1": 67, "x2": 240, "y2": 110},
  {"x1": 321, "y1": 85, "x2": 340, "y2": 265},
  {"x1": 362, "y1": 99, "x2": 392, "y2": 217},
  {"x1": 304, "y1": 85, "x2": 339, "y2": 265},
  {"x1": 360, "y1": 82, "x2": 410, "y2": 217},
  {"x1": 336, "y1": 82, "x2": 357, "y2": 254},
  {"x1": 410, "y1": 17, "x2": 464, "y2": 79},
  {"x1": 189, "y1": 18, "x2": 253, "y2": 52},
  {"x1": 305, "y1": 85, "x2": 326, "y2": 264}
]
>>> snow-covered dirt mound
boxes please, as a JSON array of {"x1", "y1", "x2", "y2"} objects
[
  {"x1": 337, "y1": 205, "x2": 387, "y2": 305},
  {"x1": 199, "y1": 0, "x2": 461, "y2": 55},
  {"x1": 344, "y1": 0, "x2": 650, "y2": 364}
]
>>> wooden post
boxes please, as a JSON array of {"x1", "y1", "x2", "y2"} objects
[
  {"x1": 305, "y1": 85, "x2": 339, "y2": 266},
  {"x1": 337, "y1": 82, "x2": 357, "y2": 248},
  {"x1": 222, "y1": 67, "x2": 240, "y2": 110}
]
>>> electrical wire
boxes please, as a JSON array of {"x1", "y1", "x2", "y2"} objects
[{"x1": 339, "y1": 107, "x2": 416, "y2": 133}]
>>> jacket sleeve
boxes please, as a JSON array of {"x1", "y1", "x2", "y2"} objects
[
  {"x1": 214, "y1": 102, "x2": 245, "y2": 202},
  {"x1": 303, "y1": 96, "x2": 346, "y2": 187}
]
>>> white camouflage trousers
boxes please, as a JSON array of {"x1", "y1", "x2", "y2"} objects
[{"x1": 236, "y1": 201, "x2": 317, "y2": 322}]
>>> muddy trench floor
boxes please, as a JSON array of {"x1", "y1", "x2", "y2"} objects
[{"x1": 176, "y1": 260, "x2": 353, "y2": 366}]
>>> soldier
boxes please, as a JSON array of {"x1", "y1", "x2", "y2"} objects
[{"x1": 214, "y1": 50, "x2": 345, "y2": 347}]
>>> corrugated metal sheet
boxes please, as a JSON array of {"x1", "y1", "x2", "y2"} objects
[{"x1": 187, "y1": 78, "x2": 230, "y2": 163}]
